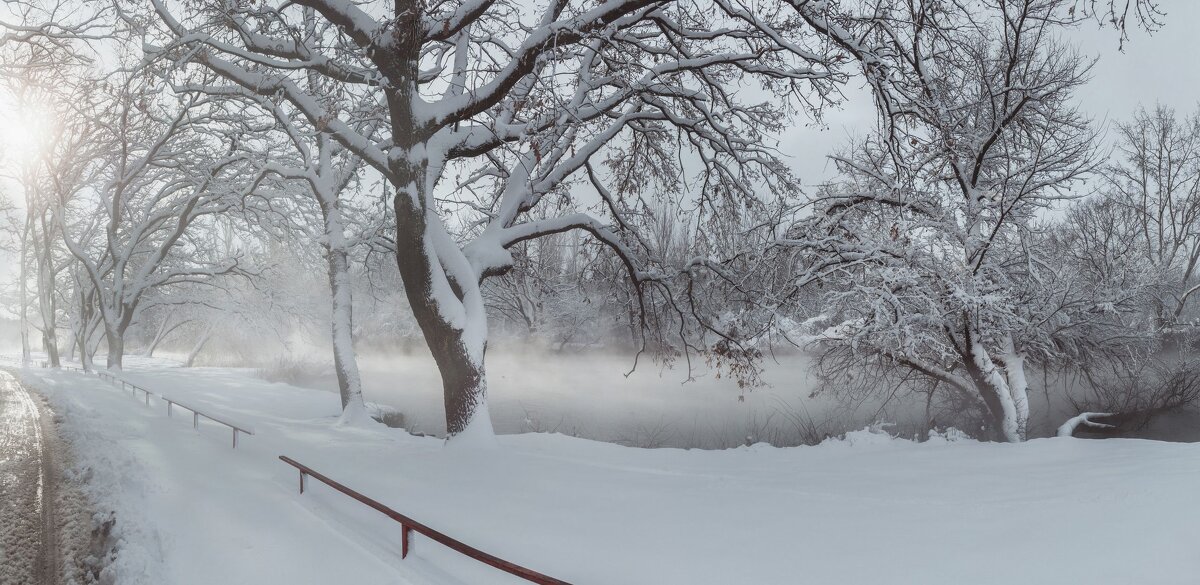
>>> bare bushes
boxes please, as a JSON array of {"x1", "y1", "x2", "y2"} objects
[{"x1": 1065, "y1": 356, "x2": 1200, "y2": 435}]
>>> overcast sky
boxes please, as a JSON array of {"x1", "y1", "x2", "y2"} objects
[{"x1": 781, "y1": 1, "x2": 1200, "y2": 188}]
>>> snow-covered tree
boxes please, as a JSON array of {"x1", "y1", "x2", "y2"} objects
[
  {"x1": 210, "y1": 88, "x2": 376, "y2": 419},
  {"x1": 788, "y1": 0, "x2": 1114, "y2": 441},
  {"x1": 60, "y1": 73, "x2": 254, "y2": 370},
  {"x1": 1, "y1": 41, "x2": 100, "y2": 368},
  {"x1": 1095, "y1": 105, "x2": 1200, "y2": 333},
  {"x1": 142, "y1": 0, "x2": 853, "y2": 437}
]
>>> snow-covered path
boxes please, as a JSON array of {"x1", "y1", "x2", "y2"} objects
[
  {"x1": 21, "y1": 359, "x2": 1200, "y2": 584},
  {"x1": 0, "y1": 370, "x2": 60, "y2": 585}
]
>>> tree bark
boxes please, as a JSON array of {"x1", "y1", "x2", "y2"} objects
[
  {"x1": 105, "y1": 328, "x2": 124, "y2": 371},
  {"x1": 393, "y1": 184, "x2": 492, "y2": 436},
  {"x1": 999, "y1": 334, "x2": 1030, "y2": 440},
  {"x1": 382, "y1": 14, "x2": 493, "y2": 438},
  {"x1": 145, "y1": 316, "x2": 183, "y2": 357},
  {"x1": 323, "y1": 222, "x2": 365, "y2": 413},
  {"x1": 960, "y1": 325, "x2": 1020, "y2": 442},
  {"x1": 184, "y1": 328, "x2": 213, "y2": 368},
  {"x1": 35, "y1": 213, "x2": 59, "y2": 368},
  {"x1": 19, "y1": 214, "x2": 31, "y2": 363}
]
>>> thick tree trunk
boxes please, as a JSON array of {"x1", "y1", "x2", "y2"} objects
[
  {"x1": 427, "y1": 325, "x2": 489, "y2": 437},
  {"x1": 960, "y1": 326, "x2": 1020, "y2": 442},
  {"x1": 40, "y1": 324, "x2": 60, "y2": 368},
  {"x1": 37, "y1": 280, "x2": 60, "y2": 368},
  {"x1": 999, "y1": 334, "x2": 1030, "y2": 440},
  {"x1": 394, "y1": 194, "x2": 493, "y2": 437},
  {"x1": 77, "y1": 315, "x2": 96, "y2": 372},
  {"x1": 84, "y1": 320, "x2": 103, "y2": 371},
  {"x1": 383, "y1": 25, "x2": 493, "y2": 439},
  {"x1": 391, "y1": 162, "x2": 493, "y2": 438},
  {"x1": 106, "y1": 328, "x2": 124, "y2": 371},
  {"x1": 104, "y1": 305, "x2": 139, "y2": 371},
  {"x1": 65, "y1": 325, "x2": 77, "y2": 362}
]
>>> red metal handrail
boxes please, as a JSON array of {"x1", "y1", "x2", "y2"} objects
[{"x1": 278, "y1": 455, "x2": 572, "y2": 585}]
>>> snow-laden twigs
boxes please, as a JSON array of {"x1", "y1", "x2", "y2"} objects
[{"x1": 132, "y1": 0, "x2": 863, "y2": 435}]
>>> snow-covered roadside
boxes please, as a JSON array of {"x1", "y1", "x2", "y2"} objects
[
  {"x1": 22, "y1": 357, "x2": 1200, "y2": 585},
  {"x1": 19, "y1": 367, "x2": 409, "y2": 585}
]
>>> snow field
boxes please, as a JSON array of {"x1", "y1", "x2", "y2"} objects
[{"x1": 22, "y1": 358, "x2": 1200, "y2": 585}]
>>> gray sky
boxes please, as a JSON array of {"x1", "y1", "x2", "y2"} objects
[{"x1": 780, "y1": 1, "x2": 1200, "y2": 188}]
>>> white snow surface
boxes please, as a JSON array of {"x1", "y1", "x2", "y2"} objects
[{"x1": 19, "y1": 357, "x2": 1200, "y2": 585}]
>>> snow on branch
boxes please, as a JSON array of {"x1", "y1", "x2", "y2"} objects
[{"x1": 1057, "y1": 412, "x2": 1118, "y2": 437}]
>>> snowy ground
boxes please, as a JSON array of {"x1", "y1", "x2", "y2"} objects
[
  {"x1": 0, "y1": 369, "x2": 90, "y2": 585},
  {"x1": 17, "y1": 356, "x2": 1200, "y2": 585},
  {"x1": 0, "y1": 370, "x2": 56, "y2": 584}
]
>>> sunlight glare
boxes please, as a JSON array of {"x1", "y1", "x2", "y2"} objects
[{"x1": 0, "y1": 97, "x2": 56, "y2": 169}]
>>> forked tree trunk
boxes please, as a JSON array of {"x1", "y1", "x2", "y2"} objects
[
  {"x1": 961, "y1": 326, "x2": 1020, "y2": 442},
  {"x1": 384, "y1": 27, "x2": 493, "y2": 439}
]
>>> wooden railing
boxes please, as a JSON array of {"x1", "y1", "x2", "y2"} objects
[{"x1": 278, "y1": 455, "x2": 572, "y2": 585}]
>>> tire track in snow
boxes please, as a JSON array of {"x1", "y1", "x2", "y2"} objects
[{"x1": 0, "y1": 370, "x2": 60, "y2": 585}]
